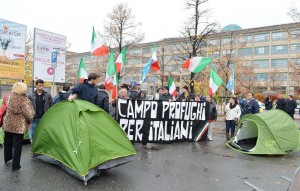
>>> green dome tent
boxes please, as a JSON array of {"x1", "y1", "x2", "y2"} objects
[
  {"x1": 32, "y1": 100, "x2": 136, "y2": 184},
  {"x1": 226, "y1": 109, "x2": 300, "y2": 155}
]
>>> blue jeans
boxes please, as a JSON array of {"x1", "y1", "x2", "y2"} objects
[
  {"x1": 226, "y1": 120, "x2": 236, "y2": 135},
  {"x1": 29, "y1": 118, "x2": 41, "y2": 140}
]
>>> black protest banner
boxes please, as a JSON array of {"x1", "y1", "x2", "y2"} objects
[{"x1": 117, "y1": 99, "x2": 210, "y2": 143}]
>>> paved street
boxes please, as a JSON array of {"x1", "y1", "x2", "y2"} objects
[{"x1": 0, "y1": 118, "x2": 299, "y2": 191}]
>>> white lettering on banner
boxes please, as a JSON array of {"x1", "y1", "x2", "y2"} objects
[
  {"x1": 127, "y1": 101, "x2": 134, "y2": 118},
  {"x1": 119, "y1": 119, "x2": 143, "y2": 141},
  {"x1": 201, "y1": 102, "x2": 206, "y2": 120},
  {"x1": 162, "y1": 102, "x2": 169, "y2": 118},
  {"x1": 150, "y1": 101, "x2": 158, "y2": 118},
  {"x1": 175, "y1": 102, "x2": 181, "y2": 119},
  {"x1": 190, "y1": 102, "x2": 198, "y2": 120},
  {"x1": 118, "y1": 99, "x2": 127, "y2": 118},
  {"x1": 169, "y1": 102, "x2": 175, "y2": 119},
  {"x1": 143, "y1": 101, "x2": 151, "y2": 118},
  {"x1": 135, "y1": 101, "x2": 144, "y2": 118},
  {"x1": 148, "y1": 121, "x2": 193, "y2": 141}
]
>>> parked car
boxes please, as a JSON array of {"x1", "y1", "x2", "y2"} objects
[{"x1": 257, "y1": 101, "x2": 265, "y2": 112}]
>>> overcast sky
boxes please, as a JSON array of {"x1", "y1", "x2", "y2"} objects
[{"x1": 1, "y1": 0, "x2": 299, "y2": 53}]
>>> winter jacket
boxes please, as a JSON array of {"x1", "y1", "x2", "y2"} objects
[
  {"x1": 285, "y1": 99, "x2": 297, "y2": 116},
  {"x1": 264, "y1": 97, "x2": 273, "y2": 110},
  {"x1": 97, "y1": 90, "x2": 109, "y2": 113},
  {"x1": 208, "y1": 102, "x2": 217, "y2": 120},
  {"x1": 159, "y1": 93, "x2": 173, "y2": 101},
  {"x1": 241, "y1": 99, "x2": 259, "y2": 116},
  {"x1": 276, "y1": 98, "x2": 287, "y2": 111},
  {"x1": 69, "y1": 80, "x2": 98, "y2": 105},
  {"x1": 3, "y1": 92, "x2": 35, "y2": 134},
  {"x1": 53, "y1": 91, "x2": 69, "y2": 105},
  {"x1": 176, "y1": 93, "x2": 194, "y2": 101},
  {"x1": 225, "y1": 103, "x2": 241, "y2": 120},
  {"x1": 28, "y1": 90, "x2": 53, "y2": 117}
]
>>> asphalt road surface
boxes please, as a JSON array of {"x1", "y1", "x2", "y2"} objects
[{"x1": 0, "y1": 119, "x2": 299, "y2": 191}]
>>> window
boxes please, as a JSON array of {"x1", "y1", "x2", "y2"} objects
[
  {"x1": 291, "y1": 29, "x2": 300, "y2": 38},
  {"x1": 240, "y1": 35, "x2": 252, "y2": 44},
  {"x1": 290, "y1": 58, "x2": 300, "y2": 67},
  {"x1": 272, "y1": 32, "x2": 288, "y2": 41},
  {"x1": 254, "y1": 33, "x2": 269, "y2": 42},
  {"x1": 149, "y1": 76, "x2": 158, "y2": 83},
  {"x1": 209, "y1": 39, "x2": 220, "y2": 46},
  {"x1": 291, "y1": 44, "x2": 300, "y2": 53},
  {"x1": 238, "y1": 48, "x2": 252, "y2": 56},
  {"x1": 123, "y1": 76, "x2": 131, "y2": 83},
  {"x1": 254, "y1": 60, "x2": 269, "y2": 69},
  {"x1": 254, "y1": 46, "x2": 269, "y2": 55},
  {"x1": 142, "y1": 57, "x2": 150, "y2": 63},
  {"x1": 127, "y1": 58, "x2": 140, "y2": 65},
  {"x1": 271, "y1": 59, "x2": 288, "y2": 68},
  {"x1": 223, "y1": 37, "x2": 234, "y2": 44},
  {"x1": 132, "y1": 76, "x2": 141, "y2": 83},
  {"x1": 276, "y1": 73, "x2": 288, "y2": 81},
  {"x1": 255, "y1": 73, "x2": 268, "y2": 81},
  {"x1": 271, "y1": 45, "x2": 288, "y2": 54},
  {"x1": 142, "y1": 47, "x2": 150, "y2": 54},
  {"x1": 132, "y1": 49, "x2": 141, "y2": 55}
]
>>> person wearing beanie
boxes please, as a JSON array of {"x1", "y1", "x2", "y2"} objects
[
  {"x1": 96, "y1": 84, "x2": 109, "y2": 113},
  {"x1": 159, "y1": 86, "x2": 174, "y2": 101},
  {"x1": 177, "y1": 85, "x2": 194, "y2": 101}
]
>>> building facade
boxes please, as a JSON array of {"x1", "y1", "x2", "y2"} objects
[{"x1": 66, "y1": 22, "x2": 300, "y2": 96}]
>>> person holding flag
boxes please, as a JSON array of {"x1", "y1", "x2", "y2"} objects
[{"x1": 177, "y1": 86, "x2": 194, "y2": 101}]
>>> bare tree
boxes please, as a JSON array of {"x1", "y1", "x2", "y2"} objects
[
  {"x1": 101, "y1": 3, "x2": 144, "y2": 53},
  {"x1": 178, "y1": 0, "x2": 216, "y2": 93},
  {"x1": 287, "y1": 3, "x2": 300, "y2": 22}
]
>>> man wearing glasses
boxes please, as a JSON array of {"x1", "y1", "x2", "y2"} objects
[{"x1": 28, "y1": 79, "x2": 53, "y2": 143}]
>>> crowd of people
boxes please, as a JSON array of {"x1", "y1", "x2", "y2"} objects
[{"x1": 0, "y1": 73, "x2": 299, "y2": 170}]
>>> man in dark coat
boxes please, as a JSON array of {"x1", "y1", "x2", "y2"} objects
[
  {"x1": 285, "y1": 95, "x2": 297, "y2": 120},
  {"x1": 68, "y1": 73, "x2": 99, "y2": 105},
  {"x1": 97, "y1": 84, "x2": 109, "y2": 113},
  {"x1": 53, "y1": 84, "x2": 70, "y2": 104},
  {"x1": 241, "y1": 92, "x2": 259, "y2": 116},
  {"x1": 177, "y1": 86, "x2": 194, "y2": 101},
  {"x1": 159, "y1": 86, "x2": 173, "y2": 101},
  {"x1": 28, "y1": 79, "x2": 53, "y2": 142},
  {"x1": 276, "y1": 95, "x2": 287, "y2": 111},
  {"x1": 264, "y1": 95, "x2": 273, "y2": 110}
]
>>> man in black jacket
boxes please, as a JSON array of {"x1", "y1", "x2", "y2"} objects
[
  {"x1": 285, "y1": 95, "x2": 297, "y2": 120},
  {"x1": 276, "y1": 95, "x2": 287, "y2": 111},
  {"x1": 68, "y1": 73, "x2": 99, "y2": 105},
  {"x1": 28, "y1": 79, "x2": 53, "y2": 142},
  {"x1": 159, "y1": 86, "x2": 174, "y2": 101},
  {"x1": 97, "y1": 84, "x2": 109, "y2": 113}
]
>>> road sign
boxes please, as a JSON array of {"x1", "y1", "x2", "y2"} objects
[{"x1": 51, "y1": 51, "x2": 57, "y2": 68}]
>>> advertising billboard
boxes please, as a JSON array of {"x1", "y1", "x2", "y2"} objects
[
  {"x1": 33, "y1": 28, "x2": 66, "y2": 82},
  {"x1": 0, "y1": 18, "x2": 27, "y2": 79}
]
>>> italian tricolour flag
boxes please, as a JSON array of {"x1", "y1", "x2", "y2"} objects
[
  {"x1": 90, "y1": 26, "x2": 109, "y2": 56},
  {"x1": 78, "y1": 58, "x2": 88, "y2": 83},
  {"x1": 105, "y1": 51, "x2": 115, "y2": 90},
  {"x1": 150, "y1": 46, "x2": 160, "y2": 72},
  {"x1": 112, "y1": 74, "x2": 118, "y2": 100},
  {"x1": 115, "y1": 46, "x2": 127, "y2": 73},
  {"x1": 104, "y1": 71, "x2": 112, "y2": 91},
  {"x1": 168, "y1": 77, "x2": 177, "y2": 97},
  {"x1": 209, "y1": 69, "x2": 223, "y2": 95},
  {"x1": 182, "y1": 57, "x2": 212, "y2": 73}
]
